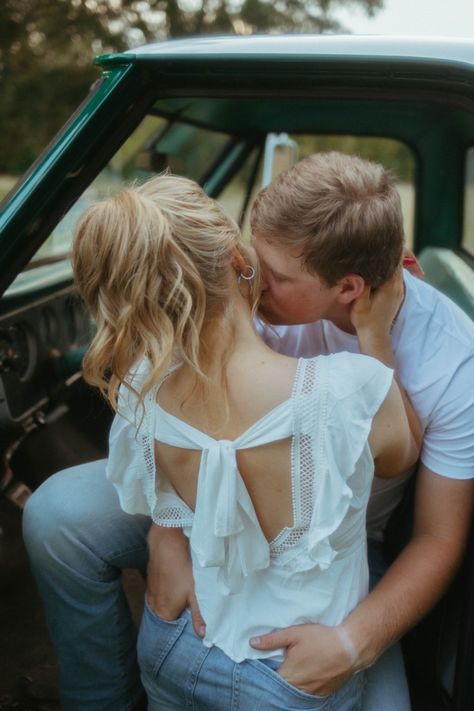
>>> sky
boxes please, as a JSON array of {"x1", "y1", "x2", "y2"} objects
[{"x1": 334, "y1": 0, "x2": 474, "y2": 39}]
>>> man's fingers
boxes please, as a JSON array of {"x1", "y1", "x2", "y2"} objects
[
  {"x1": 351, "y1": 284, "x2": 372, "y2": 316},
  {"x1": 188, "y1": 591, "x2": 206, "y2": 637},
  {"x1": 358, "y1": 284, "x2": 372, "y2": 306},
  {"x1": 250, "y1": 628, "x2": 293, "y2": 651}
]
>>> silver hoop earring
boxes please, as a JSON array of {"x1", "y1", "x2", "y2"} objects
[{"x1": 238, "y1": 265, "x2": 256, "y2": 284}]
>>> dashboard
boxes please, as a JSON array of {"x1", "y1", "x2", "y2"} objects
[{"x1": 0, "y1": 286, "x2": 92, "y2": 429}]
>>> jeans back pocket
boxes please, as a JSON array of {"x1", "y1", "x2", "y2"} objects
[
  {"x1": 248, "y1": 659, "x2": 364, "y2": 710},
  {"x1": 137, "y1": 596, "x2": 188, "y2": 678},
  {"x1": 247, "y1": 659, "x2": 331, "y2": 709}
]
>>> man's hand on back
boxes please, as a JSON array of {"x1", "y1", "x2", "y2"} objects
[{"x1": 146, "y1": 524, "x2": 205, "y2": 637}]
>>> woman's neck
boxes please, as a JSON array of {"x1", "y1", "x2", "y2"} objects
[
  {"x1": 199, "y1": 296, "x2": 265, "y2": 374},
  {"x1": 160, "y1": 290, "x2": 292, "y2": 435}
]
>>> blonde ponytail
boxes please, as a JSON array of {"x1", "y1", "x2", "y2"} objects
[{"x1": 72, "y1": 174, "x2": 256, "y2": 413}]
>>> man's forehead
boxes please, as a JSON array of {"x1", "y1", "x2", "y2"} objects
[{"x1": 252, "y1": 232, "x2": 307, "y2": 274}]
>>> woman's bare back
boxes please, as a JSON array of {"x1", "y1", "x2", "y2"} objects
[{"x1": 154, "y1": 347, "x2": 299, "y2": 542}]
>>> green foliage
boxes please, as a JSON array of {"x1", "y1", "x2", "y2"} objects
[{"x1": 1, "y1": 0, "x2": 385, "y2": 174}]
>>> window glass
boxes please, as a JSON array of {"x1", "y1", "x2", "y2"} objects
[
  {"x1": 155, "y1": 122, "x2": 230, "y2": 182},
  {"x1": 216, "y1": 148, "x2": 260, "y2": 231},
  {"x1": 32, "y1": 115, "x2": 168, "y2": 265},
  {"x1": 240, "y1": 158, "x2": 265, "y2": 243},
  {"x1": 463, "y1": 147, "x2": 474, "y2": 255},
  {"x1": 26, "y1": 117, "x2": 231, "y2": 268}
]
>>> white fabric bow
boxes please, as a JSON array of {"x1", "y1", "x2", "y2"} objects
[{"x1": 154, "y1": 400, "x2": 294, "y2": 592}]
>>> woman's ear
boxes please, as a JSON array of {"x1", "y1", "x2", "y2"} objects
[{"x1": 335, "y1": 274, "x2": 366, "y2": 305}]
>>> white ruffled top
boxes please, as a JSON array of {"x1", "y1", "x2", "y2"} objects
[{"x1": 107, "y1": 353, "x2": 393, "y2": 663}]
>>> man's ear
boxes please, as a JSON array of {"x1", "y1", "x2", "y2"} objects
[{"x1": 335, "y1": 274, "x2": 366, "y2": 305}]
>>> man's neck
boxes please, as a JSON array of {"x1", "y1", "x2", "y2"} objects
[{"x1": 327, "y1": 312, "x2": 357, "y2": 336}]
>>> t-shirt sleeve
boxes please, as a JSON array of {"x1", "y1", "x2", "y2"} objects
[
  {"x1": 254, "y1": 318, "x2": 327, "y2": 358},
  {"x1": 254, "y1": 318, "x2": 299, "y2": 353},
  {"x1": 421, "y1": 357, "x2": 474, "y2": 479}
]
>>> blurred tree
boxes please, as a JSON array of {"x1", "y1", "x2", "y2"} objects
[
  {"x1": 0, "y1": 0, "x2": 383, "y2": 174},
  {"x1": 240, "y1": 0, "x2": 382, "y2": 33}
]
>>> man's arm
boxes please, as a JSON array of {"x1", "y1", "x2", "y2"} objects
[
  {"x1": 350, "y1": 273, "x2": 473, "y2": 663},
  {"x1": 344, "y1": 467, "x2": 473, "y2": 664},
  {"x1": 351, "y1": 271, "x2": 421, "y2": 451},
  {"x1": 250, "y1": 469, "x2": 473, "y2": 695}
]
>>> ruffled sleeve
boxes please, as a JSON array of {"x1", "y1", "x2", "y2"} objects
[
  {"x1": 325, "y1": 352, "x2": 394, "y2": 499},
  {"x1": 106, "y1": 361, "x2": 192, "y2": 523},
  {"x1": 305, "y1": 353, "x2": 393, "y2": 566},
  {"x1": 106, "y1": 397, "x2": 150, "y2": 515},
  {"x1": 105, "y1": 362, "x2": 153, "y2": 516}
]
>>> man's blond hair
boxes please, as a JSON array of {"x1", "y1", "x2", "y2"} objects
[{"x1": 251, "y1": 152, "x2": 404, "y2": 287}]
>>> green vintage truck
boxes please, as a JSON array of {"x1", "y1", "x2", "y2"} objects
[{"x1": 0, "y1": 35, "x2": 473, "y2": 710}]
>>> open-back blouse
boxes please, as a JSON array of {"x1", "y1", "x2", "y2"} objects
[{"x1": 106, "y1": 353, "x2": 393, "y2": 662}]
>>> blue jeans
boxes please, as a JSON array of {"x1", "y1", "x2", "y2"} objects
[
  {"x1": 138, "y1": 603, "x2": 364, "y2": 711},
  {"x1": 365, "y1": 541, "x2": 411, "y2": 711},
  {"x1": 23, "y1": 460, "x2": 410, "y2": 710},
  {"x1": 23, "y1": 460, "x2": 150, "y2": 710}
]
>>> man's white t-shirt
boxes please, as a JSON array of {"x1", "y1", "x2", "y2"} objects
[{"x1": 258, "y1": 271, "x2": 474, "y2": 541}]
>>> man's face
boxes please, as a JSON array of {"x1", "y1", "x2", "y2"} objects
[{"x1": 251, "y1": 232, "x2": 342, "y2": 325}]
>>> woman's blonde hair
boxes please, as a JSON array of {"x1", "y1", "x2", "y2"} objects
[{"x1": 72, "y1": 174, "x2": 258, "y2": 413}]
